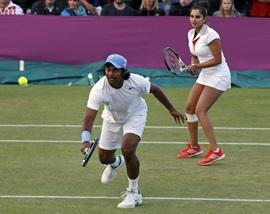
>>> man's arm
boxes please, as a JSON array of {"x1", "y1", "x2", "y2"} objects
[
  {"x1": 149, "y1": 84, "x2": 185, "y2": 124},
  {"x1": 81, "y1": 107, "x2": 98, "y2": 153},
  {"x1": 82, "y1": 107, "x2": 98, "y2": 132}
]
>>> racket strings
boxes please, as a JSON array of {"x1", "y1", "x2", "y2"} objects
[
  {"x1": 163, "y1": 47, "x2": 189, "y2": 75},
  {"x1": 165, "y1": 52, "x2": 181, "y2": 72}
]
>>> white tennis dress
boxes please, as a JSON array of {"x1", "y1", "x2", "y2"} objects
[
  {"x1": 188, "y1": 24, "x2": 231, "y2": 91},
  {"x1": 87, "y1": 73, "x2": 151, "y2": 150}
]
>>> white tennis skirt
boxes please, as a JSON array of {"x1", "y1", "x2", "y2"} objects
[{"x1": 196, "y1": 70, "x2": 231, "y2": 91}]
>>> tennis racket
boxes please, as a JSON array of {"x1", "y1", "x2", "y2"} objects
[
  {"x1": 81, "y1": 138, "x2": 99, "y2": 167},
  {"x1": 163, "y1": 47, "x2": 189, "y2": 75}
]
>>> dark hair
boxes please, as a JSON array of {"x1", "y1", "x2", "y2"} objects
[
  {"x1": 190, "y1": 3, "x2": 208, "y2": 18},
  {"x1": 122, "y1": 68, "x2": 130, "y2": 80},
  {"x1": 103, "y1": 64, "x2": 130, "y2": 80}
]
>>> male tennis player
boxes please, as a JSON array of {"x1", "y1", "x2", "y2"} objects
[{"x1": 81, "y1": 54, "x2": 185, "y2": 209}]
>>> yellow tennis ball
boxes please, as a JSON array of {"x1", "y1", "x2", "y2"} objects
[{"x1": 18, "y1": 76, "x2": 28, "y2": 86}]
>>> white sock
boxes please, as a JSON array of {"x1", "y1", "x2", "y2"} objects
[
  {"x1": 128, "y1": 177, "x2": 139, "y2": 193},
  {"x1": 110, "y1": 155, "x2": 121, "y2": 168}
]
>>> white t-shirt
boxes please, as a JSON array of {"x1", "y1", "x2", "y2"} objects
[
  {"x1": 188, "y1": 24, "x2": 230, "y2": 75},
  {"x1": 0, "y1": 1, "x2": 24, "y2": 15},
  {"x1": 87, "y1": 73, "x2": 151, "y2": 124}
]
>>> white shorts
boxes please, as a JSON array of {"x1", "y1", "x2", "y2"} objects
[
  {"x1": 196, "y1": 71, "x2": 231, "y2": 91},
  {"x1": 99, "y1": 111, "x2": 147, "y2": 150}
]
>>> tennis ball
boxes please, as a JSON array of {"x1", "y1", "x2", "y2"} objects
[{"x1": 18, "y1": 76, "x2": 28, "y2": 86}]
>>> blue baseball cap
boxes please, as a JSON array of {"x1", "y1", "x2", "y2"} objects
[{"x1": 105, "y1": 54, "x2": 127, "y2": 69}]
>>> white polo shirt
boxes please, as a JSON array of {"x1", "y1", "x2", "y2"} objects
[{"x1": 87, "y1": 73, "x2": 151, "y2": 124}]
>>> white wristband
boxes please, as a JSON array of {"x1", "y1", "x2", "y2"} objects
[{"x1": 81, "y1": 131, "x2": 91, "y2": 143}]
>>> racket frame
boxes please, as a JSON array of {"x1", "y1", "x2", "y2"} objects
[
  {"x1": 81, "y1": 138, "x2": 99, "y2": 167},
  {"x1": 163, "y1": 47, "x2": 188, "y2": 75}
]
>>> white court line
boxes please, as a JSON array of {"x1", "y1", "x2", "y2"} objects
[
  {"x1": 0, "y1": 124, "x2": 269, "y2": 131},
  {"x1": 0, "y1": 140, "x2": 269, "y2": 146},
  {"x1": 0, "y1": 195, "x2": 269, "y2": 202}
]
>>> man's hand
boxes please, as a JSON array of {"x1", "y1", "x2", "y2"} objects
[
  {"x1": 81, "y1": 141, "x2": 90, "y2": 154},
  {"x1": 170, "y1": 108, "x2": 186, "y2": 125}
]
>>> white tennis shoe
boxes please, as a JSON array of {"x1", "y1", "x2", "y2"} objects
[
  {"x1": 117, "y1": 188, "x2": 143, "y2": 209},
  {"x1": 101, "y1": 155, "x2": 125, "y2": 184}
]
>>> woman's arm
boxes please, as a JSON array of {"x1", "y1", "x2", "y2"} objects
[{"x1": 188, "y1": 39, "x2": 222, "y2": 73}]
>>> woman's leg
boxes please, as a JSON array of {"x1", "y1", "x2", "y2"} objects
[
  {"x1": 195, "y1": 86, "x2": 223, "y2": 149},
  {"x1": 177, "y1": 83, "x2": 204, "y2": 158},
  {"x1": 195, "y1": 86, "x2": 226, "y2": 165},
  {"x1": 185, "y1": 83, "x2": 204, "y2": 146}
]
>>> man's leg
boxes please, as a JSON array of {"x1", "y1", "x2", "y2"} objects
[
  {"x1": 117, "y1": 133, "x2": 143, "y2": 209},
  {"x1": 122, "y1": 133, "x2": 140, "y2": 186},
  {"x1": 98, "y1": 121, "x2": 125, "y2": 184}
]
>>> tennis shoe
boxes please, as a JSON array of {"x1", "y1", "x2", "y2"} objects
[
  {"x1": 198, "y1": 148, "x2": 225, "y2": 166},
  {"x1": 101, "y1": 155, "x2": 125, "y2": 184},
  {"x1": 177, "y1": 144, "x2": 203, "y2": 158},
  {"x1": 117, "y1": 188, "x2": 143, "y2": 209}
]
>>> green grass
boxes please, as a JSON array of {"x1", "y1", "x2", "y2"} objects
[{"x1": 0, "y1": 86, "x2": 270, "y2": 214}]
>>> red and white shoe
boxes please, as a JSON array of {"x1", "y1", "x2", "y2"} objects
[
  {"x1": 198, "y1": 148, "x2": 225, "y2": 166},
  {"x1": 177, "y1": 144, "x2": 203, "y2": 158}
]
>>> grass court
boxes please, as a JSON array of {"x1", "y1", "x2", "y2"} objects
[{"x1": 0, "y1": 86, "x2": 269, "y2": 214}]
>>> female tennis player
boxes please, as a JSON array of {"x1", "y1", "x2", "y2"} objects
[{"x1": 176, "y1": 4, "x2": 231, "y2": 166}]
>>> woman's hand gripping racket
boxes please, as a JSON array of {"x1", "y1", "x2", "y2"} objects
[
  {"x1": 81, "y1": 138, "x2": 99, "y2": 167},
  {"x1": 163, "y1": 47, "x2": 189, "y2": 75}
]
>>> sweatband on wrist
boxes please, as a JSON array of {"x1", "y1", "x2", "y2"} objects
[{"x1": 81, "y1": 130, "x2": 91, "y2": 143}]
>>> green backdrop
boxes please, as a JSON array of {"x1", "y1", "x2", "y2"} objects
[{"x1": 0, "y1": 60, "x2": 269, "y2": 88}]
